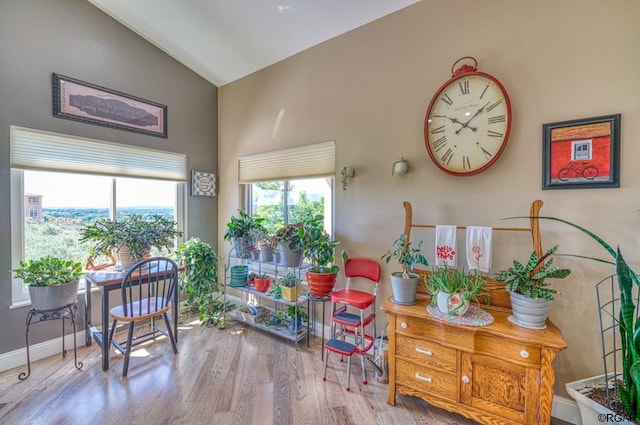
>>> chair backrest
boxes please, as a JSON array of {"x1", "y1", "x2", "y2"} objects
[
  {"x1": 120, "y1": 257, "x2": 178, "y2": 318},
  {"x1": 344, "y1": 257, "x2": 381, "y2": 293}
]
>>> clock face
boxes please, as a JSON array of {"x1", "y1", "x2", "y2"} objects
[{"x1": 424, "y1": 72, "x2": 511, "y2": 176}]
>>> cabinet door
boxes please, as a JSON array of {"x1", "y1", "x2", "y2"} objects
[{"x1": 460, "y1": 352, "x2": 541, "y2": 424}]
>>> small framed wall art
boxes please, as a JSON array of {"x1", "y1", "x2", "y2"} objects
[
  {"x1": 542, "y1": 114, "x2": 620, "y2": 190},
  {"x1": 191, "y1": 170, "x2": 216, "y2": 196}
]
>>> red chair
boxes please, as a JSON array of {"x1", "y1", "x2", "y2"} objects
[{"x1": 323, "y1": 257, "x2": 381, "y2": 389}]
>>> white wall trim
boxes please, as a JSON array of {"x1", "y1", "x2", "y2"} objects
[
  {"x1": 0, "y1": 331, "x2": 86, "y2": 373},
  {"x1": 552, "y1": 395, "x2": 581, "y2": 424}
]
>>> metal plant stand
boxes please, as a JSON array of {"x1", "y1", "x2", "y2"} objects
[{"x1": 19, "y1": 302, "x2": 83, "y2": 380}]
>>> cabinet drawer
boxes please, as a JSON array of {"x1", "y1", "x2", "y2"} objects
[
  {"x1": 396, "y1": 335, "x2": 457, "y2": 374},
  {"x1": 474, "y1": 335, "x2": 540, "y2": 365},
  {"x1": 396, "y1": 315, "x2": 444, "y2": 341},
  {"x1": 396, "y1": 358, "x2": 457, "y2": 401}
]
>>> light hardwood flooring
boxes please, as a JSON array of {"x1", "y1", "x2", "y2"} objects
[{"x1": 0, "y1": 315, "x2": 570, "y2": 425}]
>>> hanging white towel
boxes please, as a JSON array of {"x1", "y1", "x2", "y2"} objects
[
  {"x1": 466, "y1": 226, "x2": 493, "y2": 273},
  {"x1": 435, "y1": 225, "x2": 457, "y2": 267}
]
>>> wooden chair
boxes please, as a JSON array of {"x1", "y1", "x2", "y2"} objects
[{"x1": 108, "y1": 257, "x2": 179, "y2": 377}]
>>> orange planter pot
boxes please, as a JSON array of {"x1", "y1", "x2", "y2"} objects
[
  {"x1": 306, "y1": 271, "x2": 337, "y2": 298},
  {"x1": 254, "y1": 277, "x2": 271, "y2": 292}
]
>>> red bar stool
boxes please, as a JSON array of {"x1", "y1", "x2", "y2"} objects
[{"x1": 324, "y1": 257, "x2": 381, "y2": 387}]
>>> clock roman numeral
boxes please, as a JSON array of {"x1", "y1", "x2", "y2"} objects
[
  {"x1": 488, "y1": 115, "x2": 505, "y2": 124},
  {"x1": 430, "y1": 125, "x2": 445, "y2": 134},
  {"x1": 441, "y1": 148, "x2": 454, "y2": 165},
  {"x1": 486, "y1": 99, "x2": 503, "y2": 112},
  {"x1": 487, "y1": 130, "x2": 503, "y2": 139},
  {"x1": 462, "y1": 156, "x2": 471, "y2": 170},
  {"x1": 481, "y1": 147, "x2": 494, "y2": 159},
  {"x1": 480, "y1": 84, "x2": 489, "y2": 100},
  {"x1": 458, "y1": 80, "x2": 469, "y2": 95},
  {"x1": 433, "y1": 135, "x2": 448, "y2": 152},
  {"x1": 440, "y1": 93, "x2": 453, "y2": 106}
]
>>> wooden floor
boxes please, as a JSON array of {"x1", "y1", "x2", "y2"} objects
[{"x1": 0, "y1": 315, "x2": 570, "y2": 425}]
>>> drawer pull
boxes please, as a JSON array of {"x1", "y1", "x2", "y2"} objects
[
  {"x1": 520, "y1": 350, "x2": 530, "y2": 359},
  {"x1": 415, "y1": 373, "x2": 433, "y2": 383},
  {"x1": 415, "y1": 347, "x2": 433, "y2": 356},
  {"x1": 462, "y1": 375, "x2": 470, "y2": 384},
  {"x1": 401, "y1": 322, "x2": 408, "y2": 329}
]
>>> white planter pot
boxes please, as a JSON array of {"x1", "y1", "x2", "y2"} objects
[
  {"x1": 566, "y1": 375, "x2": 634, "y2": 425},
  {"x1": 436, "y1": 292, "x2": 469, "y2": 316}
]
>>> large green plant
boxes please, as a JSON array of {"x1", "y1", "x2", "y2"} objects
[
  {"x1": 174, "y1": 238, "x2": 232, "y2": 329},
  {"x1": 301, "y1": 215, "x2": 340, "y2": 274},
  {"x1": 494, "y1": 245, "x2": 571, "y2": 300},
  {"x1": 13, "y1": 256, "x2": 83, "y2": 287},
  {"x1": 223, "y1": 210, "x2": 266, "y2": 242},
  {"x1": 381, "y1": 234, "x2": 429, "y2": 278},
  {"x1": 274, "y1": 222, "x2": 305, "y2": 251},
  {"x1": 79, "y1": 214, "x2": 182, "y2": 261},
  {"x1": 514, "y1": 216, "x2": 640, "y2": 420}
]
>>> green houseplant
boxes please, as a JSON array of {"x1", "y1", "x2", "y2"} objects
[
  {"x1": 13, "y1": 256, "x2": 84, "y2": 311},
  {"x1": 494, "y1": 245, "x2": 571, "y2": 329},
  {"x1": 224, "y1": 210, "x2": 266, "y2": 259},
  {"x1": 280, "y1": 272, "x2": 300, "y2": 302},
  {"x1": 426, "y1": 266, "x2": 488, "y2": 316},
  {"x1": 174, "y1": 238, "x2": 231, "y2": 329},
  {"x1": 381, "y1": 234, "x2": 429, "y2": 305},
  {"x1": 79, "y1": 214, "x2": 183, "y2": 266},
  {"x1": 301, "y1": 215, "x2": 341, "y2": 297},
  {"x1": 274, "y1": 222, "x2": 305, "y2": 266}
]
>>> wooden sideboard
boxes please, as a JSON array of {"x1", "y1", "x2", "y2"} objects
[{"x1": 382, "y1": 297, "x2": 567, "y2": 425}]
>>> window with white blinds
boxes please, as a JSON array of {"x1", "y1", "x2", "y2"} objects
[
  {"x1": 10, "y1": 126, "x2": 187, "y2": 181},
  {"x1": 238, "y1": 140, "x2": 335, "y2": 183}
]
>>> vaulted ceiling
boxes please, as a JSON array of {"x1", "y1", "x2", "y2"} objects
[{"x1": 88, "y1": 0, "x2": 420, "y2": 87}]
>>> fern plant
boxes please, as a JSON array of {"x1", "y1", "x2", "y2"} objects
[{"x1": 495, "y1": 245, "x2": 571, "y2": 300}]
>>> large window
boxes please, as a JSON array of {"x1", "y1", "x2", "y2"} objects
[{"x1": 10, "y1": 126, "x2": 187, "y2": 306}]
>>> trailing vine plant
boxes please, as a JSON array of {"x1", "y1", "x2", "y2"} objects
[{"x1": 174, "y1": 238, "x2": 233, "y2": 329}]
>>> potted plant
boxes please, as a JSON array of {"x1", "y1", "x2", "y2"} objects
[
  {"x1": 494, "y1": 245, "x2": 571, "y2": 329},
  {"x1": 340, "y1": 166, "x2": 354, "y2": 192},
  {"x1": 223, "y1": 210, "x2": 266, "y2": 259},
  {"x1": 276, "y1": 305, "x2": 308, "y2": 334},
  {"x1": 253, "y1": 272, "x2": 272, "y2": 293},
  {"x1": 274, "y1": 222, "x2": 305, "y2": 267},
  {"x1": 258, "y1": 232, "x2": 277, "y2": 262},
  {"x1": 301, "y1": 215, "x2": 341, "y2": 297},
  {"x1": 79, "y1": 214, "x2": 183, "y2": 266},
  {"x1": 268, "y1": 280, "x2": 282, "y2": 299},
  {"x1": 381, "y1": 234, "x2": 429, "y2": 305},
  {"x1": 174, "y1": 238, "x2": 231, "y2": 329},
  {"x1": 519, "y1": 216, "x2": 640, "y2": 423},
  {"x1": 280, "y1": 272, "x2": 300, "y2": 302},
  {"x1": 425, "y1": 266, "x2": 488, "y2": 316},
  {"x1": 391, "y1": 157, "x2": 411, "y2": 176},
  {"x1": 13, "y1": 256, "x2": 84, "y2": 311}
]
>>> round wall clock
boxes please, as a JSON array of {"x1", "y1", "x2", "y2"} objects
[{"x1": 424, "y1": 57, "x2": 512, "y2": 176}]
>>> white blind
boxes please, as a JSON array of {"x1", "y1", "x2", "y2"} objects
[
  {"x1": 238, "y1": 140, "x2": 335, "y2": 183},
  {"x1": 10, "y1": 126, "x2": 187, "y2": 181}
]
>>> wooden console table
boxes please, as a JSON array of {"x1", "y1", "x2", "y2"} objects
[{"x1": 382, "y1": 199, "x2": 567, "y2": 424}]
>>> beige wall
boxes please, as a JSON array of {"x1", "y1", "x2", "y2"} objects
[{"x1": 219, "y1": 0, "x2": 640, "y2": 397}]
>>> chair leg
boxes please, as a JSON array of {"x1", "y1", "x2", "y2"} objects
[
  {"x1": 346, "y1": 354, "x2": 352, "y2": 391},
  {"x1": 109, "y1": 319, "x2": 118, "y2": 346},
  {"x1": 323, "y1": 348, "x2": 329, "y2": 382},
  {"x1": 359, "y1": 311, "x2": 367, "y2": 385},
  {"x1": 122, "y1": 322, "x2": 135, "y2": 377},
  {"x1": 162, "y1": 312, "x2": 178, "y2": 354}
]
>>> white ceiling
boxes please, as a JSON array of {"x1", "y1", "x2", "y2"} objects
[{"x1": 87, "y1": 0, "x2": 420, "y2": 87}]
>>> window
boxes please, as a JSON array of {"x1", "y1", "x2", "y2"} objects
[
  {"x1": 10, "y1": 126, "x2": 187, "y2": 306},
  {"x1": 572, "y1": 139, "x2": 593, "y2": 160},
  {"x1": 250, "y1": 177, "x2": 333, "y2": 234}
]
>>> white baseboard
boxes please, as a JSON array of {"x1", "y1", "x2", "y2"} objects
[
  {"x1": 0, "y1": 331, "x2": 86, "y2": 373},
  {"x1": 552, "y1": 395, "x2": 581, "y2": 424}
]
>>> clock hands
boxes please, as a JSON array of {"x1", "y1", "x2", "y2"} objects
[
  {"x1": 455, "y1": 102, "x2": 491, "y2": 134},
  {"x1": 433, "y1": 114, "x2": 476, "y2": 130}
]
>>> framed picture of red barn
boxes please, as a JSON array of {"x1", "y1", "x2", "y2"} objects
[{"x1": 542, "y1": 114, "x2": 620, "y2": 189}]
